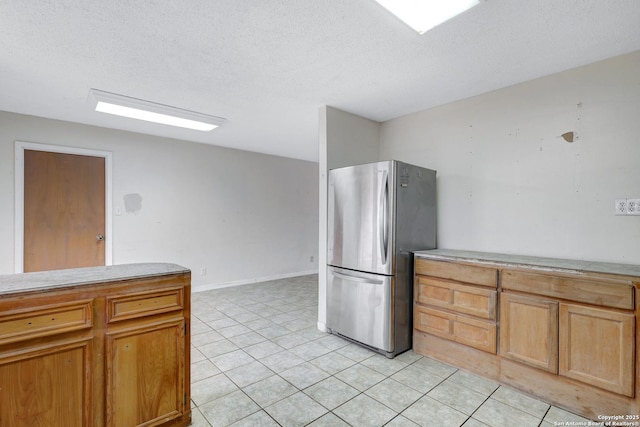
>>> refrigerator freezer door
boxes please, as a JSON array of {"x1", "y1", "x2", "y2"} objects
[
  {"x1": 328, "y1": 161, "x2": 395, "y2": 275},
  {"x1": 326, "y1": 266, "x2": 393, "y2": 353}
]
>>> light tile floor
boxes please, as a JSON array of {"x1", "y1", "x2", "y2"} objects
[{"x1": 190, "y1": 275, "x2": 591, "y2": 427}]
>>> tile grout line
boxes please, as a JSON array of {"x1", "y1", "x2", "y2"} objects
[
  {"x1": 537, "y1": 405, "x2": 552, "y2": 427},
  {"x1": 464, "y1": 385, "x2": 500, "y2": 427}
]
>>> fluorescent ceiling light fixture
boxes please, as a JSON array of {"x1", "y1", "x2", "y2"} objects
[
  {"x1": 375, "y1": 0, "x2": 480, "y2": 34},
  {"x1": 88, "y1": 89, "x2": 225, "y2": 131}
]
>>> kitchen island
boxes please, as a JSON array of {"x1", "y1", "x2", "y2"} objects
[
  {"x1": 414, "y1": 249, "x2": 640, "y2": 420},
  {"x1": 0, "y1": 263, "x2": 191, "y2": 427}
]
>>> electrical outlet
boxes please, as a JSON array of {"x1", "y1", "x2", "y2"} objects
[
  {"x1": 200, "y1": 267, "x2": 207, "y2": 276},
  {"x1": 615, "y1": 199, "x2": 627, "y2": 215},
  {"x1": 627, "y1": 198, "x2": 640, "y2": 215}
]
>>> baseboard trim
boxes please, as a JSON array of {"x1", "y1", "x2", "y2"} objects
[{"x1": 192, "y1": 270, "x2": 318, "y2": 293}]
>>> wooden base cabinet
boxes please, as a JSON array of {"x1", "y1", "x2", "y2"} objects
[
  {"x1": 414, "y1": 250, "x2": 640, "y2": 421},
  {"x1": 500, "y1": 294, "x2": 635, "y2": 396},
  {"x1": 0, "y1": 263, "x2": 191, "y2": 427}
]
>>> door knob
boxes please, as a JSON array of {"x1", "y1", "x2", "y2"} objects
[{"x1": 96, "y1": 235, "x2": 105, "y2": 241}]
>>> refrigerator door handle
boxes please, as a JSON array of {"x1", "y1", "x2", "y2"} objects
[
  {"x1": 378, "y1": 170, "x2": 389, "y2": 266},
  {"x1": 331, "y1": 270, "x2": 384, "y2": 285}
]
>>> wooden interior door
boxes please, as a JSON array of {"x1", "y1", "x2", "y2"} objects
[{"x1": 23, "y1": 150, "x2": 106, "y2": 272}]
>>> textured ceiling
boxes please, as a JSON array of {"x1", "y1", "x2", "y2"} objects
[{"x1": 1, "y1": 0, "x2": 639, "y2": 162}]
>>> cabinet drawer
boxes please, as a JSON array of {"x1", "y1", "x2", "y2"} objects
[
  {"x1": 0, "y1": 300, "x2": 93, "y2": 345},
  {"x1": 414, "y1": 306, "x2": 496, "y2": 354},
  {"x1": 107, "y1": 288, "x2": 184, "y2": 323},
  {"x1": 415, "y1": 305, "x2": 454, "y2": 338},
  {"x1": 416, "y1": 276, "x2": 497, "y2": 320},
  {"x1": 415, "y1": 259, "x2": 497, "y2": 288},
  {"x1": 453, "y1": 315, "x2": 497, "y2": 354},
  {"x1": 502, "y1": 270, "x2": 634, "y2": 310}
]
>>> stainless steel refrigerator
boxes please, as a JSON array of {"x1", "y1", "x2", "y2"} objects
[{"x1": 327, "y1": 160, "x2": 436, "y2": 357}]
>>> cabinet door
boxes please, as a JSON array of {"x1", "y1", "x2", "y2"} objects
[
  {"x1": 106, "y1": 319, "x2": 186, "y2": 427},
  {"x1": 0, "y1": 339, "x2": 92, "y2": 427},
  {"x1": 559, "y1": 303, "x2": 634, "y2": 397},
  {"x1": 500, "y1": 293, "x2": 558, "y2": 373}
]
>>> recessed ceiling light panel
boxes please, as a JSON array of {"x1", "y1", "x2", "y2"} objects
[
  {"x1": 375, "y1": 0, "x2": 480, "y2": 34},
  {"x1": 88, "y1": 89, "x2": 225, "y2": 131}
]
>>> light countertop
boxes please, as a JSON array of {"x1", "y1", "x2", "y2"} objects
[
  {"x1": 415, "y1": 249, "x2": 640, "y2": 278},
  {"x1": 0, "y1": 263, "x2": 190, "y2": 297}
]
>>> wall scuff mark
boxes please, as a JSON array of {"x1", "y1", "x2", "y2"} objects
[
  {"x1": 573, "y1": 102, "x2": 582, "y2": 140},
  {"x1": 123, "y1": 193, "x2": 143, "y2": 214}
]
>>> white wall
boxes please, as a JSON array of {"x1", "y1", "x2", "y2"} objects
[
  {"x1": 0, "y1": 111, "x2": 319, "y2": 290},
  {"x1": 317, "y1": 106, "x2": 380, "y2": 330},
  {"x1": 380, "y1": 51, "x2": 640, "y2": 264}
]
